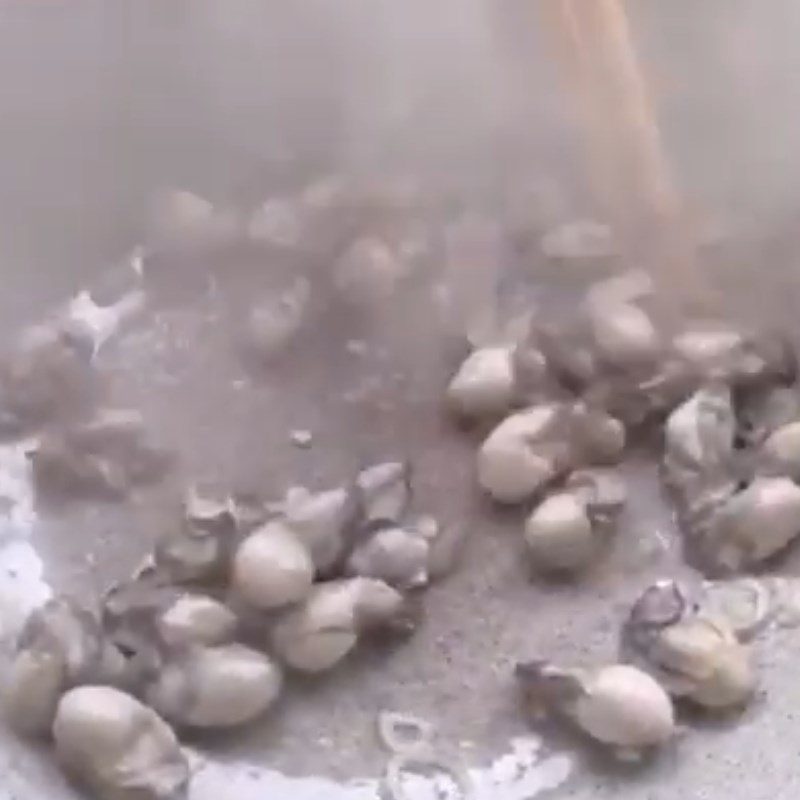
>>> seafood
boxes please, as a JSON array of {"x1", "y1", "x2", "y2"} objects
[
  {"x1": 516, "y1": 661, "x2": 674, "y2": 757},
  {"x1": 623, "y1": 580, "x2": 756, "y2": 709},
  {"x1": 146, "y1": 644, "x2": 282, "y2": 729},
  {"x1": 232, "y1": 521, "x2": 315, "y2": 609},
  {"x1": 53, "y1": 685, "x2": 189, "y2": 800}
]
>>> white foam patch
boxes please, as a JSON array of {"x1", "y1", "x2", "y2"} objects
[
  {"x1": 0, "y1": 439, "x2": 37, "y2": 536},
  {"x1": 189, "y1": 735, "x2": 572, "y2": 800},
  {"x1": 0, "y1": 440, "x2": 51, "y2": 641},
  {"x1": 476, "y1": 737, "x2": 573, "y2": 799},
  {"x1": 0, "y1": 540, "x2": 51, "y2": 642},
  {"x1": 67, "y1": 288, "x2": 146, "y2": 358}
]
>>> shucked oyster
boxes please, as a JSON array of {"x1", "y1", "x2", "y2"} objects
[
  {"x1": 446, "y1": 346, "x2": 517, "y2": 420},
  {"x1": 673, "y1": 325, "x2": 796, "y2": 388},
  {"x1": 535, "y1": 321, "x2": 597, "y2": 393},
  {"x1": 53, "y1": 685, "x2": 189, "y2": 800},
  {"x1": 622, "y1": 580, "x2": 756, "y2": 710},
  {"x1": 524, "y1": 470, "x2": 626, "y2": 575},
  {"x1": 346, "y1": 523, "x2": 431, "y2": 589},
  {"x1": 477, "y1": 404, "x2": 571, "y2": 503},
  {"x1": 757, "y1": 421, "x2": 800, "y2": 479},
  {"x1": 524, "y1": 492, "x2": 595, "y2": 575},
  {"x1": 584, "y1": 271, "x2": 662, "y2": 373},
  {"x1": 478, "y1": 402, "x2": 626, "y2": 504},
  {"x1": 103, "y1": 562, "x2": 236, "y2": 654},
  {"x1": 446, "y1": 330, "x2": 551, "y2": 421},
  {"x1": 277, "y1": 484, "x2": 354, "y2": 573},
  {"x1": 354, "y1": 461, "x2": 412, "y2": 528},
  {"x1": 663, "y1": 383, "x2": 738, "y2": 512},
  {"x1": 735, "y1": 385, "x2": 800, "y2": 448},
  {"x1": 155, "y1": 594, "x2": 237, "y2": 649},
  {"x1": 672, "y1": 324, "x2": 747, "y2": 380},
  {"x1": 4, "y1": 598, "x2": 126, "y2": 736},
  {"x1": 146, "y1": 644, "x2": 282, "y2": 729},
  {"x1": 232, "y1": 521, "x2": 315, "y2": 609},
  {"x1": 516, "y1": 660, "x2": 674, "y2": 758},
  {"x1": 568, "y1": 403, "x2": 626, "y2": 466},
  {"x1": 701, "y1": 476, "x2": 800, "y2": 573},
  {"x1": 271, "y1": 577, "x2": 412, "y2": 673},
  {"x1": 268, "y1": 463, "x2": 424, "y2": 581}
]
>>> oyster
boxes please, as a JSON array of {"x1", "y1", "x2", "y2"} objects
[
  {"x1": 524, "y1": 470, "x2": 625, "y2": 574},
  {"x1": 146, "y1": 644, "x2": 282, "y2": 729},
  {"x1": 758, "y1": 421, "x2": 800, "y2": 479},
  {"x1": 155, "y1": 594, "x2": 237, "y2": 649},
  {"x1": 568, "y1": 403, "x2": 626, "y2": 466},
  {"x1": 701, "y1": 477, "x2": 800, "y2": 572},
  {"x1": 446, "y1": 346, "x2": 517, "y2": 420},
  {"x1": 736, "y1": 385, "x2": 800, "y2": 448},
  {"x1": 584, "y1": 272, "x2": 662, "y2": 372},
  {"x1": 355, "y1": 461, "x2": 412, "y2": 528},
  {"x1": 232, "y1": 521, "x2": 315, "y2": 609},
  {"x1": 53, "y1": 685, "x2": 189, "y2": 800},
  {"x1": 524, "y1": 492, "x2": 596, "y2": 574},
  {"x1": 271, "y1": 578, "x2": 411, "y2": 673},
  {"x1": 663, "y1": 383, "x2": 739, "y2": 523},
  {"x1": 4, "y1": 598, "x2": 123, "y2": 736},
  {"x1": 345, "y1": 524, "x2": 431, "y2": 589},
  {"x1": 516, "y1": 661, "x2": 674, "y2": 756},
  {"x1": 477, "y1": 404, "x2": 570, "y2": 503},
  {"x1": 700, "y1": 578, "x2": 772, "y2": 641},
  {"x1": 623, "y1": 580, "x2": 756, "y2": 709},
  {"x1": 279, "y1": 485, "x2": 354, "y2": 573}
]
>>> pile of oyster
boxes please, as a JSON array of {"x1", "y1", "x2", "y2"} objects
[
  {"x1": 0, "y1": 182, "x2": 465, "y2": 800},
  {"x1": 3, "y1": 461, "x2": 453, "y2": 798},
  {"x1": 5, "y1": 169, "x2": 800, "y2": 792},
  {"x1": 447, "y1": 270, "x2": 800, "y2": 759}
]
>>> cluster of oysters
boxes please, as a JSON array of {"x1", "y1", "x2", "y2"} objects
[
  {"x1": 0, "y1": 183, "x2": 465, "y2": 800},
  {"x1": 2, "y1": 175, "x2": 799, "y2": 797},
  {"x1": 3, "y1": 458, "x2": 454, "y2": 799},
  {"x1": 447, "y1": 270, "x2": 800, "y2": 759}
]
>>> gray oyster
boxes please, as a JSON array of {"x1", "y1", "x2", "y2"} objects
[
  {"x1": 4, "y1": 598, "x2": 125, "y2": 736},
  {"x1": 146, "y1": 644, "x2": 282, "y2": 729},
  {"x1": 757, "y1": 420, "x2": 800, "y2": 479},
  {"x1": 622, "y1": 580, "x2": 756, "y2": 710},
  {"x1": 663, "y1": 383, "x2": 740, "y2": 529},
  {"x1": 701, "y1": 476, "x2": 800, "y2": 573},
  {"x1": 516, "y1": 661, "x2": 674, "y2": 756},
  {"x1": 524, "y1": 471, "x2": 625, "y2": 575},
  {"x1": 53, "y1": 685, "x2": 189, "y2": 800}
]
